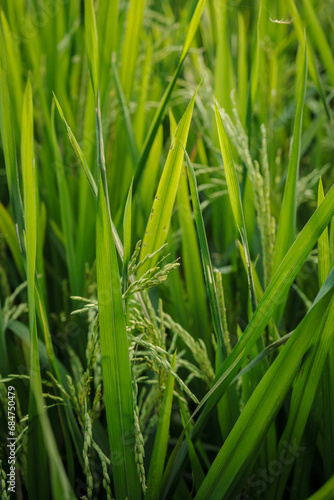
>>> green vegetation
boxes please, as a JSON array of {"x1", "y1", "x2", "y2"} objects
[{"x1": 0, "y1": 0, "x2": 333, "y2": 499}]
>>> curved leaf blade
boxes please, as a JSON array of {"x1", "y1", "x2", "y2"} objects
[
  {"x1": 273, "y1": 42, "x2": 307, "y2": 273},
  {"x1": 139, "y1": 90, "x2": 197, "y2": 274}
]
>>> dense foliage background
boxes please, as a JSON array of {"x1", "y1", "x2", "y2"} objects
[{"x1": 0, "y1": 0, "x2": 333, "y2": 499}]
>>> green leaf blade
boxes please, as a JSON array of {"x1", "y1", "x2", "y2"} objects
[
  {"x1": 139, "y1": 91, "x2": 197, "y2": 274},
  {"x1": 273, "y1": 42, "x2": 308, "y2": 273},
  {"x1": 96, "y1": 173, "x2": 141, "y2": 499}
]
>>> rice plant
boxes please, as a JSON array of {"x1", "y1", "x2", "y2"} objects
[{"x1": 0, "y1": 1, "x2": 333, "y2": 499}]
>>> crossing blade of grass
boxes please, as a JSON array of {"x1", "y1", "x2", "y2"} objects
[
  {"x1": 21, "y1": 78, "x2": 48, "y2": 500},
  {"x1": 50, "y1": 102, "x2": 78, "y2": 294},
  {"x1": 138, "y1": 90, "x2": 197, "y2": 275},
  {"x1": 162, "y1": 183, "x2": 334, "y2": 499},
  {"x1": 53, "y1": 93, "x2": 96, "y2": 294},
  {"x1": 318, "y1": 180, "x2": 334, "y2": 480},
  {"x1": 231, "y1": 332, "x2": 293, "y2": 384},
  {"x1": 272, "y1": 295, "x2": 334, "y2": 500},
  {"x1": 214, "y1": 101, "x2": 257, "y2": 313},
  {"x1": 185, "y1": 151, "x2": 240, "y2": 436},
  {"x1": 305, "y1": 476, "x2": 334, "y2": 500},
  {"x1": 146, "y1": 352, "x2": 176, "y2": 500},
  {"x1": 54, "y1": 93, "x2": 126, "y2": 257},
  {"x1": 273, "y1": 41, "x2": 307, "y2": 275},
  {"x1": 53, "y1": 93, "x2": 98, "y2": 198},
  {"x1": 194, "y1": 268, "x2": 334, "y2": 500},
  {"x1": 238, "y1": 242, "x2": 280, "y2": 343},
  {"x1": 132, "y1": 0, "x2": 206, "y2": 196}
]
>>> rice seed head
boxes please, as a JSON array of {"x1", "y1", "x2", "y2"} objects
[
  {"x1": 93, "y1": 442, "x2": 113, "y2": 500},
  {"x1": 83, "y1": 409, "x2": 93, "y2": 500}
]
